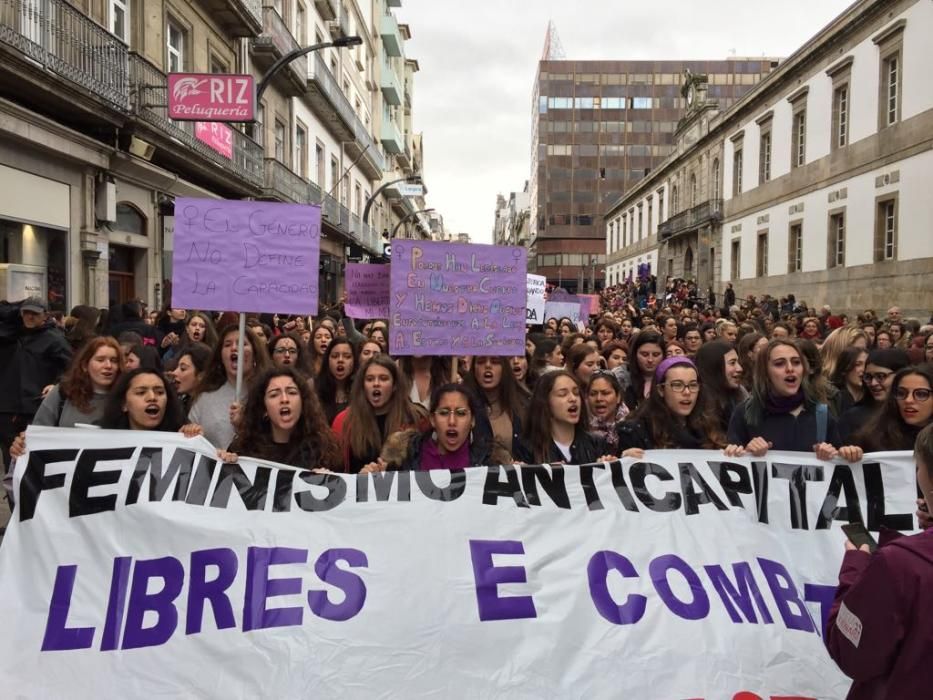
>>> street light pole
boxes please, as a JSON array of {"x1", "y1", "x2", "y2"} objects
[
  {"x1": 255, "y1": 35, "x2": 363, "y2": 104},
  {"x1": 363, "y1": 174, "x2": 422, "y2": 226},
  {"x1": 391, "y1": 208, "x2": 435, "y2": 239}
]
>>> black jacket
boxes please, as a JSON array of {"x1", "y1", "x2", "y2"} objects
[
  {"x1": 513, "y1": 430, "x2": 609, "y2": 465},
  {"x1": 615, "y1": 417, "x2": 705, "y2": 452},
  {"x1": 0, "y1": 306, "x2": 72, "y2": 415},
  {"x1": 727, "y1": 398, "x2": 842, "y2": 451}
]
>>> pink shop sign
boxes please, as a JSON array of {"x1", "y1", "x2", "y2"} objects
[
  {"x1": 195, "y1": 122, "x2": 233, "y2": 160},
  {"x1": 168, "y1": 73, "x2": 255, "y2": 122}
]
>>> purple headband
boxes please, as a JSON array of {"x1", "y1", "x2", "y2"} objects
[{"x1": 654, "y1": 356, "x2": 697, "y2": 384}]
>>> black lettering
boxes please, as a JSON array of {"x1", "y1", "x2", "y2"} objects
[
  {"x1": 482, "y1": 465, "x2": 529, "y2": 507},
  {"x1": 772, "y1": 463, "x2": 824, "y2": 529},
  {"x1": 751, "y1": 460, "x2": 769, "y2": 524},
  {"x1": 272, "y1": 467, "x2": 294, "y2": 512},
  {"x1": 414, "y1": 469, "x2": 466, "y2": 502},
  {"x1": 356, "y1": 471, "x2": 410, "y2": 503},
  {"x1": 210, "y1": 463, "x2": 272, "y2": 510},
  {"x1": 125, "y1": 447, "x2": 196, "y2": 505},
  {"x1": 579, "y1": 463, "x2": 606, "y2": 511},
  {"x1": 70, "y1": 448, "x2": 135, "y2": 517},
  {"x1": 609, "y1": 460, "x2": 639, "y2": 512},
  {"x1": 678, "y1": 462, "x2": 729, "y2": 516},
  {"x1": 708, "y1": 461, "x2": 753, "y2": 508},
  {"x1": 816, "y1": 464, "x2": 864, "y2": 529},
  {"x1": 294, "y1": 471, "x2": 348, "y2": 512},
  {"x1": 520, "y1": 465, "x2": 571, "y2": 509},
  {"x1": 863, "y1": 462, "x2": 914, "y2": 531},
  {"x1": 185, "y1": 455, "x2": 218, "y2": 506},
  {"x1": 18, "y1": 449, "x2": 77, "y2": 521},
  {"x1": 629, "y1": 462, "x2": 681, "y2": 513}
]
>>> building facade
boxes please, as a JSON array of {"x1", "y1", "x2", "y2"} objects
[
  {"x1": 530, "y1": 50, "x2": 774, "y2": 293},
  {"x1": 606, "y1": 0, "x2": 933, "y2": 315},
  {"x1": 0, "y1": 0, "x2": 433, "y2": 313}
]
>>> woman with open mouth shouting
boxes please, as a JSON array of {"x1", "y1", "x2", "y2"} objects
[
  {"x1": 97, "y1": 368, "x2": 186, "y2": 431},
  {"x1": 331, "y1": 356, "x2": 429, "y2": 473},
  {"x1": 724, "y1": 339, "x2": 863, "y2": 462},
  {"x1": 851, "y1": 365, "x2": 933, "y2": 452},
  {"x1": 462, "y1": 355, "x2": 530, "y2": 456},
  {"x1": 307, "y1": 324, "x2": 334, "y2": 376},
  {"x1": 187, "y1": 324, "x2": 272, "y2": 449},
  {"x1": 218, "y1": 367, "x2": 341, "y2": 471},
  {"x1": 316, "y1": 337, "x2": 357, "y2": 424},
  {"x1": 513, "y1": 370, "x2": 614, "y2": 465},
  {"x1": 585, "y1": 370, "x2": 629, "y2": 453},
  {"x1": 268, "y1": 332, "x2": 315, "y2": 379},
  {"x1": 615, "y1": 357, "x2": 725, "y2": 455},
  {"x1": 366, "y1": 384, "x2": 511, "y2": 472}
]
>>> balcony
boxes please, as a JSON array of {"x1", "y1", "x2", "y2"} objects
[
  {"x1": 313, "y1": 0, "x2": 338, "y2": 21},
  {"x1": 658, "y1": 199, "x2": 723, "y2": 241},
  {"x1": 386, "y1": 0, "x2": 402, "y2": 7},
  {"x1": 380, "y1": 56, "x2": 402, "y2": 105},
  {"x1": 263, "y1": 158, "x2": 311, "y2": 204},
  {"x1": 197, "y1": 0, "x2": 263, "y2": 36},
  {"x1": 252, "y1": 7, "x2": 307, "y2": 95},
  {"x1": 128, "y1": 53, "x2": 263, "y2": 191},
  {"x1": 396, "y1": 141, "x2": 413, "y2": 172},
  {"x1": 328, "y1": 5, "x2": 350, "y2": 38},
  {"x1": 380, "y1": 12, "x2": 402, "y2": 57},
  {"x1": 0, "y1": 0, "x2": 129, "y2": 120},
  {"x1": 381, "y1": 112, "x2": 404, "y2": 155},
  {"x1": 404, "y1": 86, "x2": 411, "y2": 114},
  {"x1": 307, "y1": 53, "x2": 385, "y2": 179}
]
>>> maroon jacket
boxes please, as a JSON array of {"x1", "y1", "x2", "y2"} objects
[{"x1": 826, "y1": 529, "x2": 933, "y2": 699}]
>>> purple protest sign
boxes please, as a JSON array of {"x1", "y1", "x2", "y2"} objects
[
  {"x1": 171, "y1": 198, "x2": 321, "y2": 315},
  {"x1": 345, "y1": 263, "x2": 390, "y2": 319},
  {"x1": 389, "y1": 240, "x2": 526, "y2": 356}
]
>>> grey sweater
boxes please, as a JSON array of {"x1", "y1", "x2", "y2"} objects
[
  {"x1": 188, "y1": 381, "x2": 243, "y2": 449},
  {"x1": 33, "y1": 385, "x2": 108, "y2": 428}
]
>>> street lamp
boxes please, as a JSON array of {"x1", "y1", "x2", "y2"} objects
[
  {"x1": 392, "y1": 208, "x2": 435, "y2": 239},
  {"x1": 363, "y1": 174, "x2": 422, "y2": 226},
  {"x1": 256, "y1": 35, "x2": 363, "y2": 103}
]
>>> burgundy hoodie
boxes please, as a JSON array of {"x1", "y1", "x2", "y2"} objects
[{"x1": 826, "y1": 529, "x2": 933, "y2": 699}]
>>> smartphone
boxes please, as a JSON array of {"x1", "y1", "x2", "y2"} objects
[{"x1": 841, "y1": 522, "x2": 878, "y2": 553}]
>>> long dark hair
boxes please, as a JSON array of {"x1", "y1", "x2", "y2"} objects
[
  {"x1": 399, "y1": 356, "x2": 452, "y2": 392},
  {"x1": 268, "y1": 331, "x2": 315, "y2": 377},
  {"x1": 523, "y1": 370, "x2": 589, "y2": 463},
  {"x1": 194, "y1": 323, "x2": 272, "y2": 400},
  {"x1": 854, "y1": 365, "x2": 933, "y2": 451},
  {"x1": 626, "y1": 362, "x2": 725, "y2": 448},
  {"x1": 462, "y1": 355, "x2": 530, "y2": 422},
  {"x1": 628, "y1": 330, "x2": 665, "y2": 399},
  {"x1": 695, "y1": 340, "x2": 744, "y2": 426},
  {"x1": 233, "y1": 367, "x2": 341, "y2": 468},
  {"x1": 316, "y1": 337, "x2": 357, "y2": 418},
  {"x1": 98, "y1": 368, "x2": 185, "y2": 431}
]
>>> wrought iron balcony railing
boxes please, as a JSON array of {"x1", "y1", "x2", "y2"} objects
[
  {"x1": 658, "y1": 199, "x2": 723, "y2": 240},
  {"x1": 263, "y1": 158, "x2": 311, "y2": 204}
]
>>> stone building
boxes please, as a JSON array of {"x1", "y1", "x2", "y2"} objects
[
  {"x1": 606, "y1": 0, "x2": 933, "y2": 314},
  {"x1": 0, "y1": 0, "x2": 433, "y2": 312}
]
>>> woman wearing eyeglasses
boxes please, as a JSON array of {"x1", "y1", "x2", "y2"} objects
[
  {"x1": 852, "y1": 365, "x2": 933, "y2": 452},
  {"x1": 364, "y1": 384, "x2": 510, "y2": 472},
  {"x1": 838, "y1": 348, "x2": 910, "y2": 442},
  {"x1": 724, "y1": 340, "x2": 862, "y2": 462},
  {"x1": 268, "y1": 332, "x2": 314, "y2": 378},
  {"x1": 616, "y1": 357, "x2": 725, "y2": 454}
]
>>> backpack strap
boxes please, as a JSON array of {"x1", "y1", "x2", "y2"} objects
[{"x1": 815, "y1": 403, "x2": 828, "y2": 444}]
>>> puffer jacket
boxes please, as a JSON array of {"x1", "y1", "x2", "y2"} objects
[{"x1": 380, "y1": 429, "x2": 512, "y2": 471}]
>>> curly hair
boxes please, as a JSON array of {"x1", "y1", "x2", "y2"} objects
[
  {"x1": 98, "y1": 368, "x2": 185, "y2": 431},
  {"x1": 232, "y1": 367, "x2": 341, "y2": 469},
  {"x1": 60, "y1": 337, "x2": 124, "y2": 412},
  {"x1": 193, "y1": 323, "x2": 272, "y2": 401}
]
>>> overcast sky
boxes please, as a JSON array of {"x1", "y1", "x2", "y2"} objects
[{"x1": 396, "y1": 0, "x2": 854, "y2": 243}]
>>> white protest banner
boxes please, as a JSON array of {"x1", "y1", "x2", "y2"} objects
[
  {"x1": 545, "y1": 299, "x2": 581, "y2": 324},
  {"x1": 0, "y1": 427, "x2": 920, "y2": 699},
  {"x1": 345, "y1": 263, "x2": 390, "y2": 319},
  {"x1": 526, "y1": 274, "x2": 546, "y2": 325}
]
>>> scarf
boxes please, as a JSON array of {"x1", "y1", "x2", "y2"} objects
[
  {"x1": 589, "y1": 404, "x2": 629, "y2": 450},
  {"x1": 420, "y1": 436, "x2": 471, "y2": 471},
  {"x1": 765, "y1": 388, "x2": 805, "y2": 414}
]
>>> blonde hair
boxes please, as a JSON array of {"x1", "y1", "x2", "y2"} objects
[{"x1": 820, "y1": 326, "x2": 868, "y2": 380}]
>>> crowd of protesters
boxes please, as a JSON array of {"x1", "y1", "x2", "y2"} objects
[{"x1": 1, "y1": 278, "x2": 932, "y2": 695}]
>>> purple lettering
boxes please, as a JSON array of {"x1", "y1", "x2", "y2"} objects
[
  {"x1": 243, "y1": 546, "x2": 307, "y2": 632},
  {"x1": 469, "y1": 540, "x2": 537, "y2": 621},
  {"x1": 100, "y1": 556, "x2": 132, "y2": 651},
  {"x1": 757, "y1": 557, "x2": 815, "y2": 633},
  {"x1": 121, "y1": 557, "x2": 184, "y2": 649},
  {"x1": 307, "y1": 548, "x2": 368, "y2": 621},
  {"x1": 186, "y1": 548, "x2": 239, "y2": 634},
  {"x1": 650, "y1": 554, "x2": 710, "y2": 620},
  {"x1": 587, "y1": 551, "x2": 646, "y2": 625},
  {"x1": 41, "y1": 565, "x2": 95, "y2": 651},
  {"x1": 804, "y1": 582, "x2": 837, "y2": 638},
  {"x1": 703, "y1": 562, "x2": 774, "y2": 625}
]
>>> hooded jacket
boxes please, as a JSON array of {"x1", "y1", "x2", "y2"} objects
[
  {"x1": 825, "y1": 529, "x2": 933, "y2": 699},
  {"x1": 380, "y1": 429, "x2": 512, "y2": 471},
  {"x1": 0, "y1": 305, "x2": 72, "y2": 415}
]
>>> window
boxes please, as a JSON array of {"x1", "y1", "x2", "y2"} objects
[
  {"x1": 874, "y1": 196, "x2": 898, "y2": 261},
  {"x1": 690, "y1": 173, "x2": 697, "y2": 208},
  {"x1": 166, "y1": 18, "x2": 185, "y2": 72},
  {"x1": 647, "y1": 198, "x2": 653, "y2": 236},
  {"x1": 657, "y1": 189, "x2": 665, "y2": 222},
  {"x1": 210, "y1": 55, "x2": 229, "y2": 74},
  {"x1": 788, "y1": 222, "x2": 802, "y2": 273},
  {"x1": 732, "y1": 146, "x2": 743, "y2": 196},
  {"x1": 874, "y1": 21, "x2": 905, "y2": 129},
  {"x1": 791, "y1": 110, "x2": 806, "y2": 168},
  {"x1": 115, "y1": 203, "x2": 146, "y2": 236},
  {"x1": 756, "y1": 231, "x2": 769, "y2": 277},
  {"x1": 622, "y1": 215, "x2": 627, "y2": 247},
  {"x1": 274, "y1": 120, "x2": 286, "y2": 163},
  {"x1": 711, "y1": 159, "x2": 720, "y2": 200},
  {"x1": 731, "y1": 239, "x2": 741, "y2": 280},
  {"x1": 833, "y1": 85, "x2": 849, "y2": 149},
  {"x1": 671, "y1": 185, "x2": 679, "y2": 215},
  {"x1": 295, "y1": 121, "x2": 308, "y2": 178},
  {"x1": 828, "y1": 211, "x2": 845, "y2": 268},
  {"x1": 330, "y1": 156, "x2": 339, "y2": 194},
  {"x1": 758, "y1": 129, "x2": 772, "y2": 184},
  {"x1": 637, "y1": 206, "x2": 643, "y2": 237},
  {"x1": 315, "y1": 142, "x2": 325, "y2": 186},
  {"x1": 354, "y1": 182, "x2": 362, "y2": 215},
  {"x1": 296, "y1": 2, "x2": 307, "y2": 46},
  {"x1": 110, "y1": 0, "x2": 129, "y2": 42}
]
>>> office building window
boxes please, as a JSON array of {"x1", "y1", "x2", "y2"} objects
[
  {"x1": 828, "y1": 212, "x2": 845, "y2": 268},
  {"x1": 788, "y1": 222, "x2": 802, "y2": 273},
  {"x1": 875, "y1": 197, "x2": 898, "y2": 261},
  {"x1": 166, "y1": 19, "x2": 185, "y2": 72},
  {"x1": 756, "y1": 231, "x2": 768, "y2": 277},
  {"x1": 731, "y1": 239, "x2": 741, "y2": 280}
]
